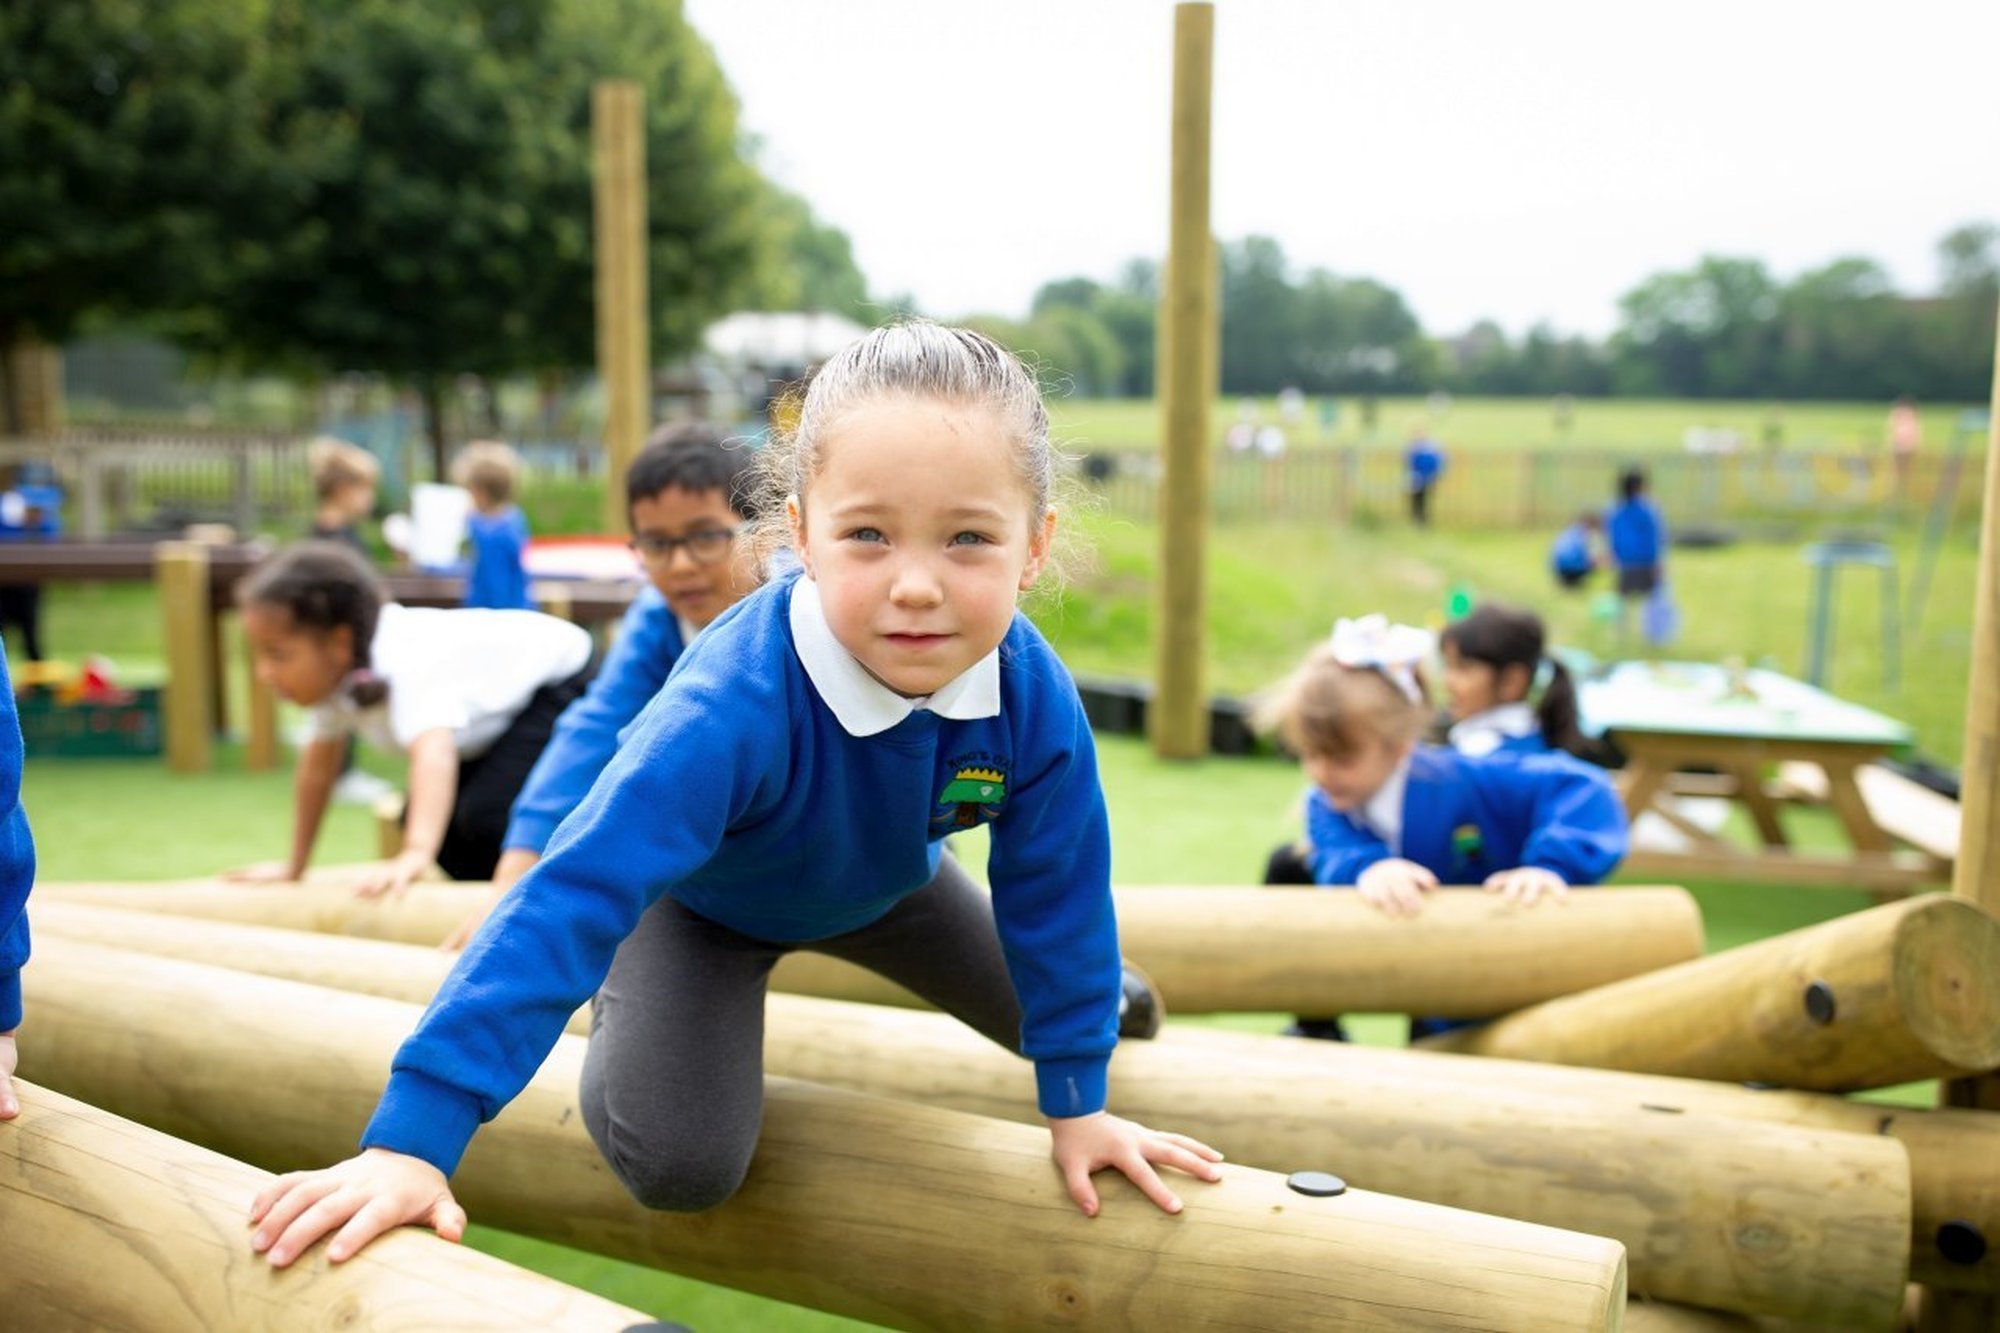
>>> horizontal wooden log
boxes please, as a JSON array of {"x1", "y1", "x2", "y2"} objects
[
  {"x1": 35, "y1": 879, "x2": 1705, "y2": 1017},
  {"x1": 31, "y1": 902, "x2": 1902, "y2": 1324},
  {"x1": 1420, "y1": 895, "x2": 2000, "y2": 1090},
  {"x1": 16, "y1": 938, "x2": 1628, "y2": 1333},
  {"x1": 0, "y1": 1080, "x2": 651, "y2": 1331}
]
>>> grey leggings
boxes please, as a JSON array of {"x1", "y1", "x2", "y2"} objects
[{"x1": 578, "y1": 854, "x2": 1025, "y2": 1212}]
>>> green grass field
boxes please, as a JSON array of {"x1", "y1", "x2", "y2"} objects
[
  {"x1": 14, "y1": 490, "x2": 1972, "y2": 1328},
  {"x1": 1047, "y1": 394, "x2": 1988, "y2": 455}
]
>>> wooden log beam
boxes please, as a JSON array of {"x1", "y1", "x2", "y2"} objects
[
  {"x1": 33, "y1": 880, "x2": 1706, "y2": 1017},
  {"x1": 31, "y1": 903, "x2": 1901, "y2": 1324},
  {"x1": 15, "y1": 938, "x2": 1628, "y2": 1333},
  {"x1": 1419, "y1": 894, "x2": 2000, "y2": 1090},
  {"x1": 0, "y1": 1080, "x2": 652, "y2": 1331}
]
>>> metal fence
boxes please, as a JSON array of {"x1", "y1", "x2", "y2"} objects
[
  {"x1": 0, "y1": 428, "x2": 312, "y2": 539},
  {"x1": 1079, "y1": 445, "x2": 1982, "y2": 532}
]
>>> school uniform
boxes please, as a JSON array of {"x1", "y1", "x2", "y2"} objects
[
  {"x1": 463, "y1": 505, "x2": 534, "y2": 611},
  {"x1": 1607, "y1": 497, "x2": 1666, "y2": 596},
  {"x1": 503, "y1": 586, "x2": 692, "y2": 858},
  {"x1": 362, "y1": 570, "x2": 1120, "y2": 1203},
  {"x1": 0, "y1": 644, "x2": 35, "y2": 1033},
  {"x1": 1305, "y1": 744, "x2": 1627, "y2": 890},
  {"x1": 304, "y1": 604, "x2": 594, "y2": 881}
]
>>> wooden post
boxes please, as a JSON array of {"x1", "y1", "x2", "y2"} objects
[
  {"x1": 1, "y1": 1081, "x2": 652, "y2": 1331},
  {"x1": 24, "y1": 908, "x2": 1900, "y2": 1324},
  {"x1": 18, "y1": 940, "x2": 1629, "y2": 1333},
  {"x1": 157, "y1": 542, "x2": 214, "y2": 773},
  {"x1": 592, "y1": 81, "x2": 649, "y2": 535},
  {"x1": 1420, "y1": 894, "x2": 2000, "y2": 1091},
  {"x1": 33, "y1": 880, "x2": 1705, "y2": 1018},
  {"x1": 1150, "y1": 3, "x2": 1214, "y2": 759},
  {"x1": 244, "y1": 631, "x2": 278, "y2": 770},
  {"x1": 1921, "y1": 255, "x2": 2000, "y2": 1333}
]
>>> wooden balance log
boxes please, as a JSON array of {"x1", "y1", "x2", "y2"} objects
[
  {"x1": 15, "y1": 937, "x2": 1629, "y2": 1333},
  {"x1": 1170, "y1": 1023, "x2": 2000, "y2": 1299},
  {"x1": 0, "y1": 1081, "x2": 653, "y2": 1331},
  {"x1": 30, "y1": 902, "x2": 1905, "y2": 1325},
  {"x1": 34, "y1": 879, "x2": 1706, "y2": 1018},
  {"x1": 1419, "y1": 894, "x2": 2000, "y2": 1091}
]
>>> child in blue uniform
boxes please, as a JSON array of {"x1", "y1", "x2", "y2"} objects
[
  {"x1": 1261, "y1": 619, "x2": 1627, "y2": 1039},
  {"x1": 1439, "y1": 603, "x2": 1590, "y2": 760},
  {"x1": 249, "y1": 322, "x2": 1223, "y2": 1270},
  {"x1": 440, "y1": 424, "x2": 766, "y2": 948},
  {"x1": 454, "y1": 441, "x2": 534, "y2": 612},
  {"x1": 0, "y1": 641, "x2": 36, "y2": 1120}
]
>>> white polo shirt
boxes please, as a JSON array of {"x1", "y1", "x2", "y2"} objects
[
  {"x1": 305, "y1": 604, "x2": 592, "y2": 758},
  {"x1": 787, "y1": 575, "x2": 1000, "y2": 737}
]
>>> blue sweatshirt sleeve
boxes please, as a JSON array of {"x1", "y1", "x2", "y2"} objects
[
  {"x1": 1303, "y1": 789, "x2": 1393, "y2": 886},
  {"x1": 362, "y1": 660, "x2": 783, "y2": 1175},
  {"x1": 0, "y1": 648, "x2": 34, "y2": 1031},
  {"x1": 503, "y1": 591, "x2": 681, "y2": 855},
  {"x1": 1510, "y1": 754, "x2": 1630, "y2": 885},
  {"x1": 984, "y1": 678, "x2": 1119, "y2": 1119}
]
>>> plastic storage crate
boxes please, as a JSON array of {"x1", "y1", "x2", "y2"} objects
[{"x1": 16, "y1": 687, "x2": 163, "y2": 758}]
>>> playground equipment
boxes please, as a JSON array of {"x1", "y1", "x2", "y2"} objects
[
  {"x1": 33, "y1": 879, "x2": 1705, "y2": 1018},
  {"x1": 16, "y1": 938, "x2": 1629, "y2": 1333},
  {"x1": 1418, "y1": 895, "x2": 2000, "y2": 1090},
  {"x1": 30, "y1": 903, "x2": 1911, "y2": 1325},
  {"x1": 0, "y1": 1082, "x2": 653, "y2": 1332}
]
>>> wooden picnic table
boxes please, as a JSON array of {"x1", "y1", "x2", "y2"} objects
[{"x1": 1581, "y1": 660, "x2": 1942, "y2": 892}]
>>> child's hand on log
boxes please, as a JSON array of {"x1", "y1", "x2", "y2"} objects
[
  {"x1": 1483, "y1": 866, "x2": 1569, "y2": 907},
  {"x1": 1356, "y1": 859, "x2": 1437, "y2": 916},
  {"x1": 250, "y1": 1147, "x2": 464, "y2": 1267},
  {"x1": 223, "y1": 861, "x2": 301, "y2": 885},
  {"x1": 352, "y1": 851, "x2": 432, "y2": 899},
  {"x1": 1048, "y1": 1110, "x2": 1223, "y2": 1217}
]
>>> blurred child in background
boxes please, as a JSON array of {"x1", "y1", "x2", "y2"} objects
[
  {"x1": 1548, "y1": 511, "x2": 1600, "y2": 589},
  {"x1": 453, "y1": 441, "x2": 533, "y2": 611},
  {"x1": 308, "y1": 437, "x2": 380, "y2": 555},
  {"x1": 1438, "y1": 603, "x2": 1591, "y2": 760}
]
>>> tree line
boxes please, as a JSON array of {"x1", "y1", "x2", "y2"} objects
[
  {"x1": 977, "y1": 226, "x2": 1998, "y2": 404},
  {"x1": 0, "y1": 0, "x2": 867, "y2": 459}
]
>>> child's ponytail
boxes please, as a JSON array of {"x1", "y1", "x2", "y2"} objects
[{"x1": 1534, "y1": 657, "x2": 1587, "y2": 759}]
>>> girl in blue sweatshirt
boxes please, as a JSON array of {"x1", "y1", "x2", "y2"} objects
[
  {"x1": 0, "y1": 640, "x2": 36, "y2": 1121},
  {"x1": 1439, "y1": 603, "x2": 1591, "y2": 761},
  {"x1": 250, "y1": 322, "x2": 1222, "y2": 1270},
  {"x1": 1262, "y1": 623, "x2": 1627, "y2": 919}
]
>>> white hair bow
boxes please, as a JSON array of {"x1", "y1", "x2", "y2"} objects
[{"x1": 1328, "y1": 614, "x2": 1434, "y2": 703}]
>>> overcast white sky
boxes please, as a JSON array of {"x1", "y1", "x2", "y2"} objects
[{"x1": 682, "y1": 0, "x2": 1997, "y2": 338}]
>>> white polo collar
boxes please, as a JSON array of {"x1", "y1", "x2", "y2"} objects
[
  {"x1": 1448, "y1": 703, "x2": 1538, "y2": 758},
  {"x1": 1360, "y1": 751, "x2": 1413, "y2": 854},
  {"x1": 788, "y1": 574, "x2": 1001, "y2": 737}
]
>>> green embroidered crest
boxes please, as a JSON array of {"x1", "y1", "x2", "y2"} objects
[
  {"x1": 940, "y1": 765, "x2": 1007, "y2": 829},
  {"x1": 1452, "y1": 823, "x2": 1484, "y2": 860}
]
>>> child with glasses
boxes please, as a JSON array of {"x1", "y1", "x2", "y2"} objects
[
  {"x1": 249, "y1": 321, "x2": 1220, "y2": 1271},
  {"x1": 441, "y1": 424, "x2": 764, "y2": 948}
]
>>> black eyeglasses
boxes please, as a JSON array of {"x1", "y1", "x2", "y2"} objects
[{"x1": 630, "y1": 526, "x2": 742, "y2": 566}]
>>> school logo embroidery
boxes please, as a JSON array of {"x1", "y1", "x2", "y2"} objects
[
  {"x1": 938, "y1": 763, "x2": 1008, "y2": 829},
  {"x1": 1451, "y1": 823, "x2": 1484, "y2": 861}
]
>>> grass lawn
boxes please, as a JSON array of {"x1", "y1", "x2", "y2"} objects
[{"x1": 14, "y1": 501, "x2": 1970, "y2": 1327}]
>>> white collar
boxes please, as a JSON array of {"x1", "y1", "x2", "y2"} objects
[
  {"x1": 1448, "y1": 702, "x2": 1538, "y2": 758},
  {"x1": 1360, "y1": 752, "x2": 1413, "y2": 854},
  {"x1": 788, "y1": 574, "x2": 1001, "y2": 738},
  {"x1": 675, "y1": 612, "x2": 702, "y2": 648}
]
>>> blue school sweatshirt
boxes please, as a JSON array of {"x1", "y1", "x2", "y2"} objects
[
  {"x1": 464, "y1": 506, "x2": 534, "y2": 611},
  {"x1": 502, "y1": 586, "x2": 687, "y2": 855},
  {"x1": 0, "y1": 647, "x2": 36, "y2": 1031},
  {"x1": 1606, "y1": 498, "x2": 1665, "y2": 569},
  {"x1": 1306, "y1": 744, "x2": 1626, "y2": 888},
  {"x1": 364, "y1": 572, "x2": 1119, "y2": 1175}
]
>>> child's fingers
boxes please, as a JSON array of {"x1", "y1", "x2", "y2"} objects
[
  {"x1": 0, "y1": 1075, "x2": 17, "y2": 1120},
  {"x1": 1153, "y1": 1130, "x2": 1225, "y2": 1163},
  {"x1": 267, "y1": 1187, "x2": 367, "y2": 1268},
  {"x1": 1412, "y1": 864, "x2": 1440, "y2": 890},
  {"x1": 1145, "y1": 1137, "x2": 1225, "y2": 1182},
  {"x1": 326, "y1": 1193, "x2": 422, "y2": 1263},
  {"x1": 430, "y1": 1195, "x2": 469, "y2": 1243},
  {"x1": 250, "y1": 1175, "x2": 341, "y2": 1259},
  {"x1": 1115, "y1": 1152, "x2": 1185, "y2": 1214},
  {"x1": 248, "y1": 1171, "x2": 311, "y2": 1224},
  {"x1": 1061, "y1": 1159, "x2": 1101, "y2": 1217}
]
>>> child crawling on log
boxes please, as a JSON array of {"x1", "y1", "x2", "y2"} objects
[
  {"x1": 249, "y1": 321, "x2": 1223, "y2": 1268},
  {"x1": 0, "y1": 640, "x2": 34, "y2": 1121},
  {"x1": 1258, "y1": 617, "x2": 1630, "y2": 1039}
]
